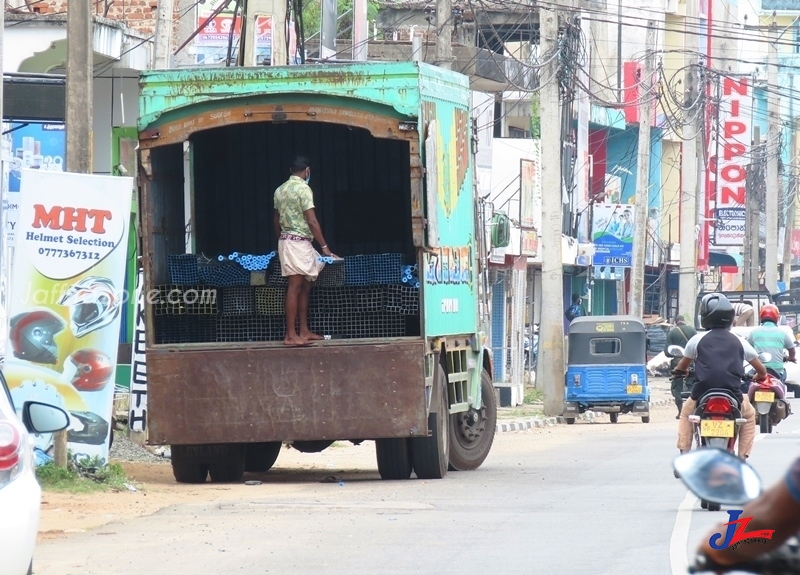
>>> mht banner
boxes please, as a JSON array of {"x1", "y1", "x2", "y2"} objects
[{"x1": 5, "y1": 169, "x2": 132, "y2": 463}]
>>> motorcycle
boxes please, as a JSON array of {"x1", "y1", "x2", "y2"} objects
[
  {"x1": 673, "y1": 448, "x2": 800, "y2": 574},
  {"x1": 744, "y1": 353, "x2": 792, "y2": 434},
  {"x1": 668, "y1": 345, "x2": 766, "y2": 510}
]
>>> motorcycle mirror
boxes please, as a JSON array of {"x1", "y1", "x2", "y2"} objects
[
  {"x1": 667, "y1": 345, "x2": 685, "y2": 357},
  {"x1": 673, "y1": 448, "x2": 762, "y2": 506}
]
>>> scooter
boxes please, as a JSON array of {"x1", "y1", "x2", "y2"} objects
[
  {"x1": 744, "y1": 353, "x2": 792, "y2": 434},
  {"x1": 673, "y1": 448, "x2": 800, "y2": 573}
]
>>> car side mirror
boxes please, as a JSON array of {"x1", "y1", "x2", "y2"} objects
[{"x1": 22, "y1": 401, "x2": 70, "y2": 434}]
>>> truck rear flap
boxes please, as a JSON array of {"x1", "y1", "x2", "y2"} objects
[{"x1": 146, "y1": 339, "x2": 428, "y2": 445}]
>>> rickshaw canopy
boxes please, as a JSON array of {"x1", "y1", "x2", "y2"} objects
[{"x1": 567, "y1": 315, "x2": 647, "y2": 366}]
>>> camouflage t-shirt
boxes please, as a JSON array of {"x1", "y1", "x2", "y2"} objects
[{"x1": 274, "y1": 175, "x2": 314, "y2": 239}]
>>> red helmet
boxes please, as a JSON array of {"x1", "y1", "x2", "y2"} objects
[
  {"x1": 759, "y1": 304, "x2": 780, "y2": 324},
  {"x1": 67, "y1": 349, "x2": 113, "y2": 392}
]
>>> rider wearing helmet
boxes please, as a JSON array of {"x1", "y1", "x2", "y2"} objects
[
  {"x1": 746, "y1": 303, "x2": 796, "y2": 383},
  {"x1": 673, "y1": 293, "x2": 766, "y2": 459}
]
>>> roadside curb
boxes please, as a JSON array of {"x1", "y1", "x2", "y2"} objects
[{"x1": 495, "y1": 397, "x2": 673, "y2": 434}]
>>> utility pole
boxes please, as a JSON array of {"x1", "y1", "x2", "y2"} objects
[
  {"x1": 745, "y1": 128, "x2": 762, "y2": 290},
  {"x1": 782, "y1": 178, "x2": 795, "y2": 285},
  {"x1": 678, "y1": 18, "x2": 700, "y2": 321},
  {"x1": 537, "y1": 7, "x2": 565, "y2": 417},
  {"x1": 352, "y1": 0, "x2": 369, "y2": 61},
  {"x1": 765, "y1": 29, "x2": 780, "y2": 293},
  {"x1": 630, "y1": 21, "x2": 656, "y2": 319},
  {"x1": 61, "y1": 0, "x2": 94, "y2": 467},
  {"x1": 174, "y1": 0, "x2": 196, "y2": 67},
  {"x1": 153, "y1": 0, "x2": 176, "y2": 69},
  {"x1": 435, "y1": 0, "x2": 452, "y2": 70}
]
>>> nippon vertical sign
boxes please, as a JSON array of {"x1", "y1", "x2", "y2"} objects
[{"x1": 713, "y1": 77, "x2": 753, "y2": 246}]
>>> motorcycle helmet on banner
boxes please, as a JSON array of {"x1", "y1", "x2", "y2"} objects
[
  {"x1": 699, "y1": 293, "x2": 735, "y2": 330},
  {"x1": 58, "y1": 276, "x2": 122, "y2": 338},
  {"x1": 67, "y1": 349, "x2": 114, "y2": 392},
  {"x1": 9, "y1": 309, "x2": 66, "y2": 364}
]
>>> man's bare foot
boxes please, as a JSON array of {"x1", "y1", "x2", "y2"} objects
[
  {"x1": 300, "y1": 331, "x2": 324, "y2": 341},
  {"x1": 284, "y1": 335, "x2": 312, "y2": 347}
]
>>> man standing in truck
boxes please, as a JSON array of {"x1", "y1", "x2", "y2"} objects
[{"x1": 273, "y1": 155, "x2": 337, "y2": 346}]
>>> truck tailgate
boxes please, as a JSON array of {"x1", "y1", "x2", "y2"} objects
[{"x1": 146, "y1": 339, "x2": 428, "y2": 445}]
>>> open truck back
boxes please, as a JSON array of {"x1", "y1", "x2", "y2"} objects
[{"x1": 137, "y1": 62, "x2": 496, "y2": 483}]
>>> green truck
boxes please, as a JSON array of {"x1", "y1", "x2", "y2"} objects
[{"x1": 137, "y1": 61, "x2": 496, "y2": 483}]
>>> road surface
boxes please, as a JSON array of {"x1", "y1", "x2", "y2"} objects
[{"x1": 32, "y1": 399, "x2": 800, "y2": 575}]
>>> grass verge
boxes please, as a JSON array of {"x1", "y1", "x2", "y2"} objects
[{"x1": 36, "y1": 459, "x2": 133, "y2": 493}]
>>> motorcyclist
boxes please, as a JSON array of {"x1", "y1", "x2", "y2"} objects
[
  {"x1": 664, "y1": 315, "x2": 697, "y2": 419},
  {"x1": 693, "y1": 455, "x2": 800, "y2": 570},
  {"x1": 673, "y1": 293, "x2": 766, "y2": 459},
  {"x1": 746, "y1": 303, "x2": 796, "y2": 383}
]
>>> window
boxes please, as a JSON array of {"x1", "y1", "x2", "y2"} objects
[{"x1": 590, "y1": 338, "x2": 621, "y2": 355}]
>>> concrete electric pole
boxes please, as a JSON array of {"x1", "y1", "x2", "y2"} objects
[
  {"x1": 244, "y1": 0, "x2": 288, "y2": 66},
  {"x1": 174, "y1": 0, "x2": 197, "y2": 67},
  {"x1": 153, "y1": 0, "x2": 176, "y2": 69},
  {"x1": 61, "y1": 0, "x2": 94, "y2": 467},
  {"x1": 537, "y1": 7, "x2": 565, "y2": 417},
  {"x1": 745, "y1": 128, "x2": 762, "y2": 290},
  {"x1": 436, "y1": 0, "x2": 452, "y2": 70},
  {"x1": 679, "y1": 33, "x2": 700, "y2": 320},
  {"x1": 630, "y1": 22, "x2": 656, "y2": 319},
  {"x1": 765, "y1": 29, "x2": 780, "y2": 293}
]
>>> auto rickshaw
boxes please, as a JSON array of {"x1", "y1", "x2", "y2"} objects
[{"x1": 562, "y1": 315, "x2": 651, "y2": 424}]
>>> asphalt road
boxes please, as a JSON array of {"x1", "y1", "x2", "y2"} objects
[{"x1": 32, "y1": 399, "x2": 800, "y2": 575}]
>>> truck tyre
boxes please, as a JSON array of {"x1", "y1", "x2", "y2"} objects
[
  {"x1": 245, "y1": 442, "x2": 282, "y2": 472},
  {"x1": 411, "y1": 365, "x2": 449, "y2": 480},
  {"x1": 208, "y1": 444, "x2": 246, "y2": 483},
  {"x1": 171, "y1": 460, "x2": 209, "y2": 484},
  {"x1": 448, "y1": 369, "x2": 497, "y2": 471},
  {"x1": 375, "y1": 438, "x2": 413, "y2": 480},
  {"x1": 610, "y1": 412, "x2": 619, "y2": 424}
]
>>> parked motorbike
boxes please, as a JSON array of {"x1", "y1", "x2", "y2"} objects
[
  {"x1": 672, "y1": 448, "x2": 800, "y2": 574},
  {"x1": 744, "y1": 353, "x2": 792, "y2": 434}
]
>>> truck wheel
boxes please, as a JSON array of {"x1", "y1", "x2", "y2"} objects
[
  {"x1": 245, "y1": 442, "x2": 282, "y2": 472},
  {"x1": 610, "y1": 413, "x2": 619, "y2": 424},
  {"x1": 171, "y1": 460, "x2": 209, "y2": 484},
  {"x1": 375, "y1": 438, "x2": 413, "y2": 480},
  {"x1": 208, "y1": 445, "x2": 246, "y2": 483},
  {"x1": 411, "y1": 365, "x2": 449, "y2": 480},
  {"x1": 448, "y1": 369, "x2": 497, "y2": 471}
]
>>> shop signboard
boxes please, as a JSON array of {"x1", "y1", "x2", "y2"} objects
[{"x1": 591, "y1": 203, "x2": 634, "y2": 267}]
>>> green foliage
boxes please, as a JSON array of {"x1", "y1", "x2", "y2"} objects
[
  {"x1": 530, "y1": 94, "x2": 541, "y2": 139},
  {"x1": 300, "y1": 0, "x2": 381, "y2": 42},
  {"x1": 524, "y1": 386, "x2": 543, "y2": 404},
  {"x1": 35, "y1": 453, "x2": 131, "y2": 493}
]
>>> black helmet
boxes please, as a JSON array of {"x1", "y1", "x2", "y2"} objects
[
  {"x1": 9, "y1": 309, "x2": 66, "y2": 364},
  {"x1": 699, "y1": 293, "x2": 735, "y2": 330}
]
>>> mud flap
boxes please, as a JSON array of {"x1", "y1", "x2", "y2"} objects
[
  {"x1": 563, "y1": 402, "x2": 580, "y2": 418},
  {"x1": 631, "y1": 400, "x2": 649, "y2": 417}
]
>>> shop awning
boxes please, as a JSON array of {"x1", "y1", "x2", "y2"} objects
[{"x1": 709, "y1": 251, "x2": 738, "y2": 268}]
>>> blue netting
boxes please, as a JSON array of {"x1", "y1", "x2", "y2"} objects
[{"x1": 168, "y1": 254, "x2": 201, "y2": 285}]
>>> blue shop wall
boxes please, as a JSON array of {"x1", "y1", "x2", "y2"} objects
[{"x1": 605, "y1": 126, "x2": 662, "y2": 213}]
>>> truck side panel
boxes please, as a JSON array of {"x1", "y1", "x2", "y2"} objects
[
  {"x1": 418, "y1": 69, "x2": 478, "y2": 338},
  {"x1": 146, "y1": 340, "x2": 428, "y2": 445}
]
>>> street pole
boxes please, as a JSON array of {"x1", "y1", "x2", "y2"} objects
[
  {"x1": 630, "y1": 21, "x2": 656, "y2": 319},
  {"x1": 174, "y1": 0, "x2": 196, "y2": 67},
  {"x1": 61, "y1": 0, "x2": 94, "y2": 467},
  {"x1": 153, "y1": 0, "x2": 176, "y2": 69},
  {"x1": 537, "y1": 7, "x2": 565, "y2": 417},
  {"x1": 352, "y1": 0, "x2": 368, "y2": 61},
  {"x1": 435, "y1": 0, "x2": 452, "y2": 70},
  {"x1": 678, "y1": 26, "x2": 700, "y2": 320},
  {"x1": 745, "y1": 128, "x2": 762, "y2": 290},
  {"x1": 782, "y1": 179, "x2": 795, "y2": 285},
  {"x1": 765, "y1": 29, "x2": 780, "y2": 293}
]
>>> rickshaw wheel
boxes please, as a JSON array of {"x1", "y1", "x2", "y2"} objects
[
  {"x1": 609, "y1": 413, "x2": 619, "y2": 424},
  {"x1": 565, "y1": 418, "x2": 576, "y2": 425},
  {"x1": 641, "y1": 416, "x2": 651, "y2": 423},
  {"x1": 700, "y1": 499, "x2": 708, "y2": 510}
]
